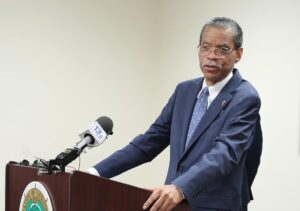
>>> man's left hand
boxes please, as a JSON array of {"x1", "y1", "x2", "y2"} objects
[{"x1": 143, "y1": 184, "x2": 184, "y2": 211}]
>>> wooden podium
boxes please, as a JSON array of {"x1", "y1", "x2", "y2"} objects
[{"x1": 6, "y1": 162, "x2": 190, "y2": 211}]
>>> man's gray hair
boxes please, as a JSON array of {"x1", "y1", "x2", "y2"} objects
[{"x1": 199, "y1": 17, "x2": 243, "y2": 49}]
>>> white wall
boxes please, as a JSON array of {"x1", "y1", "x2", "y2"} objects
[
  {"x1": 0, "y1": 0, "x2": 165, "y2": 209},
  {"x1": 1, "y1": 0, "x2": 300, "y2": 210}
]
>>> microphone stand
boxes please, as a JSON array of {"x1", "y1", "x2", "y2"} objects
[{"x1": 48, "y1": 145, "x2": 87, "y2": 174}]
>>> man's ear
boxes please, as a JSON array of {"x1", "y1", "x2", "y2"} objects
[{"x1": 235, "y1": 47, "x2": 243, "y2": 63}]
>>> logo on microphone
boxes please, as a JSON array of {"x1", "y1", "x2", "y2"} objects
[
  {"x1": 94, "y1": 125, "x2": 102, "y2": 135},
  {"x1": 89, "y1": 121, "x2": 107, "y2": 145}
]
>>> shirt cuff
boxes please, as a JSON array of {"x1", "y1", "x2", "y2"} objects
[{"x1": 87, "y1": 167, "x2": 100, "y2": 176}]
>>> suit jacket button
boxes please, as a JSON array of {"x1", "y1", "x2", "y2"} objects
[{"x1": 178, "y1": 165, "x2": 184, "y2": 173}]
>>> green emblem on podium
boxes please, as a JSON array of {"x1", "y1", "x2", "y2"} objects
[{"x1": 19, "y1": 181, "x2": 53, "y2": 211}]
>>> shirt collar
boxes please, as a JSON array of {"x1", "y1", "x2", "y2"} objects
[{"x1": 197, "y1": 71, "x2": 233, "y2": 100}]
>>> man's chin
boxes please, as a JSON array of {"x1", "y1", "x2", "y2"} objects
[
  {"x1": 203, "y1": 71, "x2": 217, "y2": 79},
  {"x1": 203, "y1": 73, "x2": 221, "y2": 85}
]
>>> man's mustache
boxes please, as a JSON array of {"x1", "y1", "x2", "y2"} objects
[{"x1": 202, "y1": 62, "x2": 222, "y2": 69}]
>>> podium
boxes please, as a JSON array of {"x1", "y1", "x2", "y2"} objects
[{"x1": 6, "y1": 162, "x2": 190, "y2": 211}]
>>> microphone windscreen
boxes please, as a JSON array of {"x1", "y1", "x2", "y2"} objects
[{"x1": 96, "y1": 116, "x2": 113, "y2": 135}]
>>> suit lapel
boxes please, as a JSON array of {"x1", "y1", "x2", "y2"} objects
[
  {"x1": 181, "y1": 69, "x2": 243, "y2": 157},
  {"x1": 184, "y1": 92, "x2": 233, "y2": 151}
]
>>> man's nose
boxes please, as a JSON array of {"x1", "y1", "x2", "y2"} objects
[{"x1": 206, "y1": 49, "x2": 218, "y2": 59}]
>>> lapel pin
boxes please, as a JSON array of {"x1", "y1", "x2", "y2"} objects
[{"x1": 221, "y1": 100, "x2": 226, "y2": 107}]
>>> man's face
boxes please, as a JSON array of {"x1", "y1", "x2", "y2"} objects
[{"x1": 198, "y1": 26, "x2": 243, "y2": 86}]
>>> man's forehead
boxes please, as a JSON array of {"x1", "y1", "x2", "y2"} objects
[{"x1": 201, "y1": 26, "x2": 235, "y2": 44}]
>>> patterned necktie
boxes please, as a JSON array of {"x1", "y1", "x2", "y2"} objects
[{"x1": 185, "y1": 87, "x2": 209, "y2": 148}]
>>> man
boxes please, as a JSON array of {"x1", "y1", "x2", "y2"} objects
[{"x1": 89, "y1": 17, "x2": 262, "y2": 211}]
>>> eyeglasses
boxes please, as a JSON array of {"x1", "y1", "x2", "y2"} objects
[{"x1": 199, "y1": 45, "x2": 235, "y2": 58}]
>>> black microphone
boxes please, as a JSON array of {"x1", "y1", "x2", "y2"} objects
[{"x1": 48, "y1": 116, "x2": 113, "y2": 173}]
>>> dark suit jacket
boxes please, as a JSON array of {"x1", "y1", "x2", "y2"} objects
[{"x1": 94, "y1": 69, "x2": 262, "y2": 210}]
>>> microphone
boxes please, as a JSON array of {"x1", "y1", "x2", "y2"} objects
[
  {"x1": 48, "y1": 116, "x2": 113, "y2": 173},
  {"x1": 77, "y1": 116, "x2": 114, "y2": 150}
]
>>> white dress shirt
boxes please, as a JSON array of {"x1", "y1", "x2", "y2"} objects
[{"x1": 199, "y1": 71, "x2": 233, "y2": 108}]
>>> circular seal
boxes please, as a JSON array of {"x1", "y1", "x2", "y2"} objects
[{"x1": 19, "y1": 181, "x2": 53, "y2": 211}]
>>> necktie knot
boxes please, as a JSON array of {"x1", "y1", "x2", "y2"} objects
[{"x1": 200, "y1": 87, "x2": 209, "y2": 99}]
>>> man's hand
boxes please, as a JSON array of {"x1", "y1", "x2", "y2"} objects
[{"x1": 143, "y1": 184, "x2": 184, "y2": 211}]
